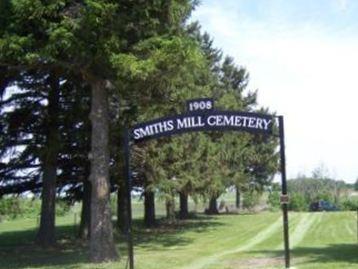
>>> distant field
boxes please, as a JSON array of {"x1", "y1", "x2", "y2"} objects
[{"x1": 0, "y1": 211, "x2": 357, "y2": 269}]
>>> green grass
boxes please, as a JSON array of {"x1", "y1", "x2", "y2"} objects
[{"x1": 0, "y1": 211, "x2": 357, "y2": 269}]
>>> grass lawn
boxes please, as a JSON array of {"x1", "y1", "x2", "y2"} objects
[{"x1": 0, "y1": 211, "x2": 357, "y2": 269}]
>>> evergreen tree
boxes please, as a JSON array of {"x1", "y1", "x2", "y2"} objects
[
  {"x1": 130, "y1": 27, "x2": 279, "y2": 217},
  {"x1": 0, "y1": 70, "x2": 91, "y2": 244},
  {"x1": 35, "y1": 72, "x2": 60, "y2": 247},
  {"x1": 1, "y1": 0, "x2": 205, "y2": 261},
  {"x1": 0, "y1": 2, "x2": 280, "y2": 262}
]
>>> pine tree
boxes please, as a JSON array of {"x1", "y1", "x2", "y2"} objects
[
  {"x1": 0, "y1": 70, "x2": 92, "y2": 244},
  {"x1": 1, "y1": 0, "x2": 206, "y2": 261}
]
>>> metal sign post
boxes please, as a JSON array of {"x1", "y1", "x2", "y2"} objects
[
  {"x1": 124, "y1": 129, "x2": 134, "y2": 269},
  {"x1": 278, "y1": 116, "x2": 290, "y2": 268}
]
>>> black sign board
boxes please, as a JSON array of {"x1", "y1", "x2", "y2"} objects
[{"x1": 131, "y1": 110, "x2": 273, "y2": 142}]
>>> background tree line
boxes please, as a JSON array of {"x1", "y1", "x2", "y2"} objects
[
  {"x1": 0, "y1": 0, "x2": 278, "y2": 263},
  {"x1": 268, "y1": 167, "x2": 358, "y2": 212}
]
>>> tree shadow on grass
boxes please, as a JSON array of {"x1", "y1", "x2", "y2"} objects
[
  {"x1": 0, "y1": 225, "x2": 89, "y2": 269},
  {"x1": 130, "y1": 215, "x2": 223, "y2": 250},
  {"x1": 0, "y1": 215, "x2": 223, "y2": 268},
  {"x1": 0, "y1": 224, "x2": 77, "y2": 247},
  {"x1": 247, "y1": 244, "x2": 358, "y2": 267}
]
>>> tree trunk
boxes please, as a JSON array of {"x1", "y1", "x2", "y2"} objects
[
  {"x1": 206, "y1": 196, "x2": 219, "y2": 215},
  {"x1": 35, "y1": 74, "x2": 60, "y2": 247},
  {"x1": 79, "y1": 177, "x2": 91, "y2": 240},
  {"x1": 117, "y1": 181, "x2": 128, "y2": 233},
  {"x1": 144, "y1": 189, "x2": 156, "y2": 227},
  {"x1": 236, "y1": 187, "x2": 241, "y2": 210},
  {"x1": 89, "y1": 79, "x2": 118, "y2": 262},
  {"x1": 166, "y1": 195, "x2": 175, "y2": 222},
  {"x1": 179, "y1": 192, "x2": 189, "y2": 219}
]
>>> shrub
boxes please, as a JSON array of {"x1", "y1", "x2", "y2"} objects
[
  {"x1": 56, "y1": 199, "x2": 72, "y2": 216},
  {"x1": 243, "y1": 190, "x2": 261, "y2": 210},
  {"x1": 0, "y1": 197, "x2": 72, "y2": 220},
  {"x1": 21, "y1": 199, "x2": 41, "y2": 218},
  {"x1": 339, "y1": 198, "x2": 358, "y2": 211},
  {"x1": 0, "y1": 197, "x2": 22, "y2": 219},
  {"x1": 268, "y1": 191, "x2": 281, "y2": 211},
  {"x1": 289, "y1": 193, "x2": 308, "y2": 211}
]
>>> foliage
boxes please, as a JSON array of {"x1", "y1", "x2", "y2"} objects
[
  {"x1": 0, "y1": 71, "x2": 91, "y2": 200},
  {"x1": 0, "y1": 1, "x2": 278, "y2": 206},
  {"x1": 0, "y1": 196, "x2": 23, "y2": 219},
  {"x1": 287, "y1": 176, "x2": 350, "y2": 211},
  {"x1": 339, "y1": 197, "x2": 358, "y2": 211},
  {"x1": 268, "y1": 190, "x2": 281, "y2": 211},
  {"x1": 242, "y1": 190, "x2": 261, "y2": 210},
  {"x1": 0, "y1": 0, "x2": 279, "y2": 257},
  {"x1": 289, "y1": 192, "x2": 308, "y2": 211},
  {"x1": 130, "y1": 27, "x2": 279, "y2": 212},
  {"x1": 55, "y1": 199, "x2": 72, "y2": 217},
  {"x1": 0, "y1": 197, "x2": 72, "y2": 220}
]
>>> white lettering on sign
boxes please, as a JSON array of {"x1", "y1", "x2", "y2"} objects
[
  {"x1": 133, "y1": 120, "x2": 174, "y2": 139},
  {"x1": 188, "y1": 100, "x2": 213, "y2": 111},
  {"x1": 206, "y1": 115, "x2": 271, "y2": 130},
  {"x1": 263, "y1": 119, "x2": 271, "y2": 130},
  {"x1": 177, "y1": 116, "x2": 205, "y2": 129},
  {"x1": 132, "y1": 112, "x2": 273, "y2": 141}
]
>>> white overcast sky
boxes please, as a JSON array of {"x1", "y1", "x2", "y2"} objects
[{"x1": 192, "y1": 0, "x2": 358, "y2": 183}]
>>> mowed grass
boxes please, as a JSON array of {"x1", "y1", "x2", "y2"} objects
[{"x1": 0, "y1": 211, "x2": 357, "y2": 269}]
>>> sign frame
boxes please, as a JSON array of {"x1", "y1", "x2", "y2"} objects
[{"x1": 123, "y1": 103, "x2": 290, "y2": 269}]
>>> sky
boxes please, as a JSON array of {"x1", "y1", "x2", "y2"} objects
[{"x1": 192, "y1": 0, "x2": 358, "y2": 183}]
